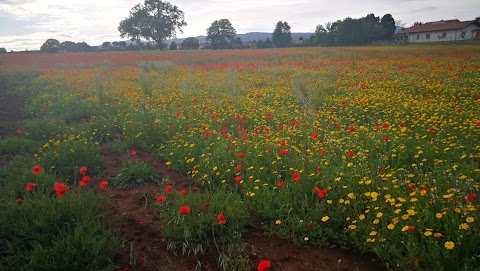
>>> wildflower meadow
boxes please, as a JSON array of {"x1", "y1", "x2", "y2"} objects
[{"x1": 0, "y1": 45, "x2": 479, "y2": 270}]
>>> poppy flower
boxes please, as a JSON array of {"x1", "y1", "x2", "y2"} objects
[
  {"x1": 79, "y1": 166, "x2": 87, "y2": 175},
  {"x1": 235, "y1": 164, "x2": 242, "y2": 171},
  {"x1": 237, "y1": 152, "x2": 244, "y2": 158},
  {"x1": 180, "y1": 189, "x2": 187, "y2": 196},
  {"x1": 217, "y1": 213, "x2": 226, "y2": 225},
  {"x1": 32, "y1": 164, "x2": 43, "y2": 175},
  {"x1": 164, "y1": 185, "x2": 173, "y2": 193},
  {"x1": 156, "y1": 195, "x2": 166, "y2": 202},
  {"x1": 408, "y1": 226, "x2": 415, "y2": 232},
  {"x1": 382, "y1": 137, "x2": 389, "y2": 142},
  {"x1": 26, "y1": 182, "x2": 36, "y2": 192},
  {"x1": 348, "y1": 126, "x2": 355, "y2": 133},
  {"x1": 234, "y1": 176, "x2": 242, "y2": 183},
  {"x1": 131, "y1": 151, "x2": 137, "y2": 156},
  {"x1": 280, "y1": 141, "x2": 286, "y2": 146},
  {"x1": 278, "y1": 181, "x2": 285, "y2": 187},
  {"x1": 347, "y1": 151, "x2": 354, "y2": 157},
  {"x1": 280, "y1": 149, "x2": 289, "y2": 155},
  {"x1": 179, "y1": 205, "x2": 191, "y2": 214},
  {"x1": 316, "y1": 166, "x2": 321, "y2": 174},
  {"x1": 311, "y1": 132, "x2": 319, "y2": 139},
  {"x1": 99, "y1": 180, "x2": 108, "y2": 190},
  {"x1": 466, "y1": 194, "x2": 476, "y2": 202},
  {"x1": 54, "y1": 182, "x2": 69, "y2": 198},
  {"x1": 292, "y1": 172, "x2": 300, "y2": 183},
  {"x1": 257, "y1": 260, "x2": 271, "y2": 271},
  {"x1": 16, "y1": 129, "x2": 22, "y2": 134},
  {"x1": 320, "y1": 149, "x2": 326, "y2": 155},
  {"x1": 318, "y1": 189, "x2": 327, "y2": 199},
  {"x1": 17, "y1": 198, "x2": 23, "y2": 203},
  {"x1": 406, "y1": 183, "x2": 415, "y2": 190}
]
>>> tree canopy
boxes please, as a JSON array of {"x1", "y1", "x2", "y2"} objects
[
  {"x1": 311, "y1": 13, "x2": 396, "y2": 46},
  {"x1": 206, "y1": 19, "x2": 237, "y2": 49},
  {"x1": 118, "y1": 0, "x2": 187, "y2": 49},
  {"x1": 272, "y1": 21, "x2": 292, "y2": 48},
  {"x1": 181, "y1": 37, "x2": 199, "y2": 50},
  {"x1": 40, "y1": 39, "x2": 61, "y2": 53}
]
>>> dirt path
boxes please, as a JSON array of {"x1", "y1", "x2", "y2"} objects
[{"x1": 100, "y1": 148, "x2": 386, "y2": 271}]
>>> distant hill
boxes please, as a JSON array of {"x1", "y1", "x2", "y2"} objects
[{"x1": 166, "y1": 32, "x2": 313, "y2": 44}]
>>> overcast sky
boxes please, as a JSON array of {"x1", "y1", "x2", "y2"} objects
[{"x1": 0, "y1": 0, "x2": 478, "y2": 51}]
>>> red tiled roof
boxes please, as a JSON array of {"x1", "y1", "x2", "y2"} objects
[{"x1": 402, "y1": 20, "x2": 476, "y2": 34}]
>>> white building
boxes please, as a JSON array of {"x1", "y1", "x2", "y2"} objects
[{"x1": 395, "y1": 19, "x2": 480, "y2": 43}]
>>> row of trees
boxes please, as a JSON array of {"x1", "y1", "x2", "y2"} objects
[
  {"x1": 309, "y1": 13, "x2": 396, "y2": 46},
  {"x1": 117, "y1": 0, "x2": 397, "y2": 50},
  {"x1": 36, "y1": 0, "x2": 399, "y2": 53}
]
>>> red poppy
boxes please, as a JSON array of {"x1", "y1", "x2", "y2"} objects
[
  {"x1": 179, "y1": 205, "x2": 191, "y2": 214},
  {"x1": 54, "y1": 182, "x2": 69, "y2": 198},
  {"x1": 320, "y1": 149, "x2": 326, "y2": 155},
  {"x1": 217, "y1": 213, "x2": 226, "y2": 225},
  {"x1": 131, "y1": 151, "x2": 137, "y2": 156},
  {"x1": 318, "y1": 189, "x2": 327, "y2": 199},
  {"x1": 347, "y1": 151, "x2": 354, "y2": 157},
  {"x1": 257, "y1": 260, "x2": 271, "y2": 271},
  {"x1": 17, "y1": 198, "x2": 23, "y2": 203},
  {"x1": 429, "y1": 127, "x2": 436, "y2": 134},
  {"x1": 399, "y1": 122, "x2": 404, "y2": 128},
  {"x1": 316, "y1": 166, "x2": 321, "y2": 174},
  {"x1": 408, "y1": 226, "x2": 415, "y2": 232},
  {"x1": 375, "y1": 125, "x2": 381, "y2": 130},
  {"x1": 278, "y1": 181, "x2": 285, "y2": 187},
  {"x1": 16, "y1": 129, "x2": 22, "y2": 134},
  {"x1": 26, "y1": 182, "x2": 36, "y2": 192},
  {"x1": 32, "y1": 164, "x2": 43, "y2": 175},
  {"x1": 79, "y1": 166, "x2": 87, "y2": 175},
  {"x1": 180, "y1": 189, "x2": 187, "y2": 196},
  {"x1": 237, "y1": 152, "x2": 244, "y2": 158},
  {"x1": 235, "y1": 164, "x2": 242, "y2": 171},
  {"x1": 81, "y1": 175, "x2": 90, "y2": 183},
  {"x1": 382, "y1": 137, "x2": 389, "y2": 142},
  {"x1": 348, "y1": 126, "x2": 355, "y2": 133},
  {"x1": 466, "y1": 194, "x2": 476, "y2": 202},
  {"x1": 266, "y1": 148, "x2": 271, "y2": 153},
  {"x1": 382, "y1": 122, "x2": 389, "y2": 128},
  {"x1": 156, "y1": 195, "x2": 167, "y2": 202},
  {"x1": 164, "y1": 185, "x2": 173, "y2": 193},
  {"x1": 234, "y1": 176, "x2": 242, "y2": 183},
  {"x1": 280, "y1": 141, "x2": 286, "y2": 146},
  {"x1": 99, "y1": 180, "x2": 108, "y2": 190},
  {"x1": 311, "y1": 132, "x2": 319, "y2": 139},
  {"x1": 278, "y1": 125, "x2": 284, "y2": 130},
  {"x1": 129, "y1": 121, "x2": 135, "y2": 125},
  {"x1": 406, "y1": 183, "x2": 415, "y2": 190},
  {"x1": 422, "y1": 185, "x2": 428, "y2": 191},
  {"x1": 280, "y1": 149, "x2": 289, "y2": 155},
  {"x1": 292, "y1": 172, "x2": 300, "y2": 183}
]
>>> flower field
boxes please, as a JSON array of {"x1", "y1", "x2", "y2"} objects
[{"x1": 1, "y1": 45, "x2": 479, "y2": 270}]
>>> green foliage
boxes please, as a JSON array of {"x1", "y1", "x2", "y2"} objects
[
  {"x1": 40, "y1": 39, "x2": 60, "y2": 53},
  {"x1": 113, "y1": 160, "x2": 159, "y2": 189},
  {"x1": 169, "y1": 41, "x2": 177, "y2": 50},
  {"x1": 39, "y1": 140, "x2": 104, "y2": 180},
  {"x1": 159, "y1": 190, "x2": 248, "y2": 259},
  {"x1": 0, "y1": 137, "x2": 40, "y2": 157},
  {"x1": 0, "y1": 183, "x2": 119, "y2": 271},
  {"x1": 181, "y1": 37, "x2": 199, "y2": 50},
  {"x1": 272, "y1": 21, "x2": 292, "y2": 48},
  {"x1": 23, "y1": 119, "x2": 60, "y2": 141},
  {"x1": 0, "y1": 155, "x2": 35, "y2": 186},
  {"x1": 207, "y1": 19, "x2": 237, "y2": 49},
  {"x1": 118, "y1": 0, "x2": 187, "y2": 48}
]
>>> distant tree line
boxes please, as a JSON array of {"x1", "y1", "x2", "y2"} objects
[{"x1": 35, "y1": 1, "x2": 401, "y2": 53}]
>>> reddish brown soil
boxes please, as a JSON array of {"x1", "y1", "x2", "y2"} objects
[
  {"x1": 0, "y1": 87, "x2": 387, "y2": 271},
  {"x1": 99, "y1": 148, "x2": 386, "y2": 271}
]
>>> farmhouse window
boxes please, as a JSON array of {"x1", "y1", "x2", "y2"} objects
[
  {"x1": 442, "y1": 32, "x2": 446, "y2": 38},
  {"x1": 416, "y1": 34, "x2": 419, "y2": 40},
  {"x1": 426, "y1": 34, "x2": 430, "y2": 39}
]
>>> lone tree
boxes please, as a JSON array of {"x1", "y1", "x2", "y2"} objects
[
  {"x1": 181, "y1": 37, "x2": 199, "y2": 50},
  {"x1": 272, "y1": 21, "x2": 292, "y2": 48},
  {"x1": 169, "y1": 41, "x2": 177, "y2": 50},
  {"x1": 207, "y1": 19, "x2": 237, "y2": 49},
  {"x1": 40, "y1": 39, "x2": 61, "y2": 53},
  {"x1": 0, "y1": 48, "x2": 7, "y2": 54},
  {"x1": 118, "y1": 0, "x2": 187, "y2": 50}
]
